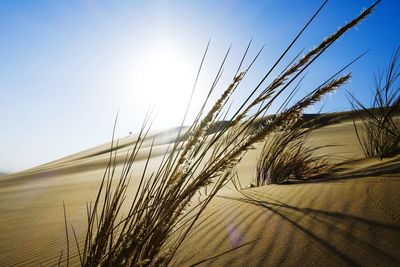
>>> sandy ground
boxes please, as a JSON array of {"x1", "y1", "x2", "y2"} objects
[{"x1": 0, "y1": 120, "x2": 399, "y2": 266}]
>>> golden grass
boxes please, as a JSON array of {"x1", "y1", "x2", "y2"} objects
[
  {"x1": 349, "y1": 47, "x2": 400, "y2": 159},
  {"x1": 57, "y1": 1, "x2": 381, "y2": 266},
  {"x1": 255, "y1": 116, "x2": 336, "y2": 185}
]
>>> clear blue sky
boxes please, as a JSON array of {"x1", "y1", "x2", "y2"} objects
[{"x1": 0, "y1": 0, "x2": 399, "y2": 172}]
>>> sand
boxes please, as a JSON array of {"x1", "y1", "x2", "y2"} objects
[{"x1": 0, "y1": 119, "x2": 399, "y2": 266}]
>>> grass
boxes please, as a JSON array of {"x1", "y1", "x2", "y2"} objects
[
  {"x1": 255, "y1": 115, "x2": 336, "y2": 185},
  {"x1": 349, "y1": 46, "x2": 400, "y2": 159},
  {"x1": 58, "y1": 1, "x2": 380, "y2": 266}
]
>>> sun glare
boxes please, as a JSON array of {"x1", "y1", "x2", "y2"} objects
[{"x1": 133, "y1": 43, "x2": 195, "y2": 125}]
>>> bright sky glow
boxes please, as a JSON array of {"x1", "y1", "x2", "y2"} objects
[
  {"x1": 0, "y1": 0, "x2": 399, "y2": 172},
  {"x1": 132, "y1": 40, "x2": 194, "y2": 122}
]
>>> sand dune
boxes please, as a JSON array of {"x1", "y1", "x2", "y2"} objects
[
  {"x1": 0, "y1": 118, "x2": 399, "y2": 266},
  {"x1": 176, "y1": 157, "x2": 400, "y2": 266}
]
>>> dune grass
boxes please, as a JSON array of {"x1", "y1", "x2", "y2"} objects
[
  {"x1": 59, "y1": 1, "x2": 380, "y2": 266},
  {"x1": 255, "y1": 115, "x2": 336, "y2": 185},
  {"x1": 349, "y1": 47, "x2": 400, "y2": 159}
]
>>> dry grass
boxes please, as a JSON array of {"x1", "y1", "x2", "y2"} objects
[
  {"x1": 255, "y1": 116, "x2": 335, "y2": 185},
  {"x1": 58, "y1": 1, "x2": 380, "y2": 266},
  {"x1": 349, "y1": 47, "x2": 400, "y2": 159}
]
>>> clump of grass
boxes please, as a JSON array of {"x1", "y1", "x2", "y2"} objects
[
  {"x1": 59, "y1": 1, "x2": 380, "y2": 266},
  {"x1": 349, "y1": 47, "x2": 400, "y2": 159},
  {"x1": 255, "y1": 115, "x2": 335, "y2": 185}
]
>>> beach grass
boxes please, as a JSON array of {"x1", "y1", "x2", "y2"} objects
[
  {"x1": 255, "y1": 115, "x2": 335, "y2": 185},
  {"x1": 349, "y1": 46, "x2": 400, "y2": 159},
  {"x1": 59, "y1": 1, "x2": 380, "y2": 266}
]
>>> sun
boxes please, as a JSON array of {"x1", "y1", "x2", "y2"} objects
[{"x1": 132, "y1": 42, "x2": 195, "y2": 126}]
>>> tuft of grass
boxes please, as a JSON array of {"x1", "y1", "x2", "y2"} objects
[
  {"x1": 349, "y1": 47, "x2": 400, "y2": 159},
  {"x1": 58, "y1": 1, "x2": 380, "y2": 266},
  {"x1": 255, "y1": 115, "x2": 335, "y2": 185}
]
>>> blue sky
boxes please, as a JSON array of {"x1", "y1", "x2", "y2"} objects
[{"x1": 0, "y1": 0, "x2": 399, "y2": 172}]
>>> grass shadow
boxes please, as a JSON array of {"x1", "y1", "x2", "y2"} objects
[{"x1": 219, "y1": 190, "x2": 400, "y2": 266}]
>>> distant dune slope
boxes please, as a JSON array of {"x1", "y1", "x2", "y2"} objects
[{"x1": 0, "y1": 115, "x2": 399, "y2": 266}]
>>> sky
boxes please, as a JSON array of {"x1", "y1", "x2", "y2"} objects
[{"x1": 0, "y1": 0, "x2": 399, "y2": 172}]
